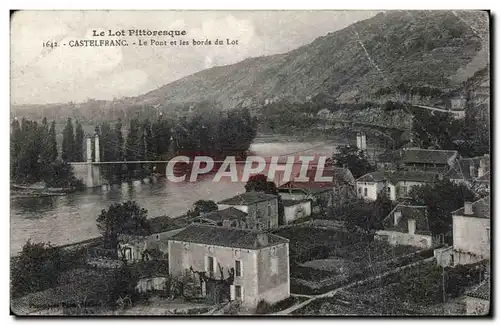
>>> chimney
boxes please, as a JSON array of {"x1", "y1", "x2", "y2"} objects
[
  {"x1": 408, "y1": 219, "x2": 416, "y2": 235},
  {"x1": 469, "y1": 164, "x2": 475, "y2": 178},
  {"x1": 256, "y1": 233, "x2": 268, "y2": 247},
  {"x1": 464, "y1": 202, "x2": 473, "y2": 215},
  {"x1": 86, "y1": 137, "x2": 92, "y2": 162},
  {"x1": 394, "y1": 211, "x2": 402, "y2": 226}
]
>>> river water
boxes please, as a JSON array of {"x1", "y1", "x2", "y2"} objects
[{"x1": 10, "y1": 137, "x2": 364, "y2": 255}]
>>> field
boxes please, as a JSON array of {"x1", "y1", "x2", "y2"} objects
[
  {"x1": 274, "y1": 226, "x2": 430, "y2": 295},
  {"x1": 292, "y1": 260, "x2": 488, "y2": 315}
]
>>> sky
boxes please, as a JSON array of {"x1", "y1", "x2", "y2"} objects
[{"x1": 10, "y1": 10, "x2": 377, "y2": 105}]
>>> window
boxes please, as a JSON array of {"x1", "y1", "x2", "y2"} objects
[
  {"x1": 271, "y1": 256, "x2": 278, "y2": 275},
  {"x1": 363, "y1": 188, "x2": 368, "y2": 197},
  {"x1": 235, "y1": 260, "x2": 242, "y2": 277},
  {"x1": 267, "y1": 220, "x2": 271, "y2": 229},
  {"x1": 156, "y1": 234, "x2": 159, "y2": 240},
  {"x1": 400, "y1": 186, "x2": 408, "y2": 197},
  {"x1": 358, "y1": 187, "x2": 362, "y2": 194},
  {"x1": 267, "y1": 203, "x2": 272, "y2": 216},
  {"x1": 387, "y1": 186, "x2": 391, "y2": 198},
  {"x1": 207, "y1": 256, "x2": 215, "y2": 274},
  {"x1": 235, "y1": 285, "x2": 242, "y2": 300}
]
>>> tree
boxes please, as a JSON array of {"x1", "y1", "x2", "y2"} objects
[
  {"x1": 409, "y1": 179, "x2": 475, "y2": 236},
  {"x1": 332, "y1": 145, "x2": 376, "y2": 179},
  {"x1": 48, "y1": 121, "x2": 58, "y2": 162},
  {"x1": 96, "y1": 201, "x2": 150, "y2": 249},
  {"x1": 74, "y1": 121, "x2": 85, "y2": 162},
  {"x1": 11, "y1": 241, "x2": 63, "y2": 298},
  {"x1": 62, "y1": 118, "x2": 75, "y2": 161},
  {"x1": 189, "y1": 200, "x2": 218, "y2": 217}
]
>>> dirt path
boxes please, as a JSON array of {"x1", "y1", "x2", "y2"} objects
[{"x1": 274, "y1": 256, "x2": 435, "y2": 315}]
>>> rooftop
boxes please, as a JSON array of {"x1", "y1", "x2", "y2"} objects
[
  {"x1": 200, "y1": 207, "x2": 248, "y2": 223},
  {"x1": 445, "y1": 155, "x2": 490, "y2": 182},
  {"x1": 281, "y1": 199, "x2": 311, "y2": 207},
  {"x1": 148, "y1": 215, "x2": 189, "y2": 234},
  {"x1": 356, "y1": 170, "x2": 437, "y2": 184},
  {"x1": 452, "y1": 196, "x2": 490, "y2": 219},
  {"x1": 465, "y1": 279, "x2": 490, "y2": 300},
  {"x1": 383, "y1": 204, "x2": 431, "y2": 235},
  {"x1": 217, "y1": 191, "x2": 278, "y2": 206},
  {"x1": 402, "y1": 148, "x2": 458, "y2": 165},
  {"x1": 169, "y1": 224, "x2": 288, "y2": 249}
]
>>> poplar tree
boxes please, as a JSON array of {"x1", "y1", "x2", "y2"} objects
[
  {"x1": 74, "y1": 121, "x2": 84, "y2": 162},
  {"x1": 61, "y1": 118, "x2": 75, "y2": 161}
]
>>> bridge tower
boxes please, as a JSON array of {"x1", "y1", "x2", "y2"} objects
[{"x1": 356, "y1": 132, "x2": 367, "y2": 151}]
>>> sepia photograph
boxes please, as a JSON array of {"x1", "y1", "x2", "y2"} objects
[{"x1": 9, "y1": 9, "x2": 491, "y2": 316}]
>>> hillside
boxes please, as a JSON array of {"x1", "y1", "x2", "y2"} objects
[{"x1": 12, "y1": 10, "x2": 489, "y2": 120}]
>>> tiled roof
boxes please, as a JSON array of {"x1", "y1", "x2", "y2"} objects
[
  {"x1": 282, "y1": 199, "x2": 311, "y2": 207},
  {"x1": 201, "y1": 207, "x2": 247, "y2": 222},
  {"x1": 466, "y1": 279, "x2": 490, "y2": 300},
  {"x1": 278, "y1": 180, "x2": 332, "y2": 194},
  {"x1": 445, "y1": 155, "x2": 490, "y2": 182},
  {"x1": 383, "y1": 205, "x2": 431, "y2": 235},
  {"x1": 148, "y1": 215, "x2": 189, "y2": 234},
  {"x1": 452, "y1": 196, "x2": 490, "y2": 219},
  {"x1": 169, "y1": 224, "x2": 288, "y2": 249},
  {"x1": 356, "y1": 170, "x2": 437, "y2": 183},
  {"x1": 217, "y1": 191, "x2": 278, "y2": 205},
  {"x1": 402, "y1": 148, "x2": 457, "y2": 165}
]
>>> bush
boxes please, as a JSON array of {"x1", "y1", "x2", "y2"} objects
[{"x1": 254, "y1": 300, "x2": 272, "y2": 314}]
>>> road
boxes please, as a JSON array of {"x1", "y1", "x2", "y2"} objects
[{"x1": 273, "y1": 256, "x2": 436, "y2": 315}]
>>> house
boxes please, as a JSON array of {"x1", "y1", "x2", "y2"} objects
[
  {"x1": 134, "y1": 260, "x2": 170, "y2": 294},
  {"x1": 278, "y1": 181, "x2": 333, "y2": 212},
  {"x1": 446, "y1": 154, "x2": 490, "y2": 193},
  {"x1": 282, "y1": 199, "x2": 312, "y2": 224},
  {"x1": 452, "y1": 197, "x2": 490, "y2": 265},
  {"x1": 356, "y1": 170, "x2": 437, "y2": 201},
  {"x1": 401, "y1": 148, "x2": 459, "y2": 172},
  {"x1": 278, "y1": 166, "x2": 356, "y2": 212},
  {"x1": 117, "y1": 215, "x2": 187, "y2": 262},
  {"x1": 217, "y1": 192, "x2": 279, "y2": 230},
  {"x1": 464, "y1": 279, "x2": 490, "y2": 315},
  {"x1": 193, "y1": 207, "x2": 249, "y2": 228},
  {"x1": 316, "y1": 108, "x2": 332, "y2": 119},
  {"x1": 375, "y1": 204, "x2": 433, "y2": 249},
  {"x1": 168, "y1": 224, "x2": 290, "y2": 308}
]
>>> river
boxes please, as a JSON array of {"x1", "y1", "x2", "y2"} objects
[{"x1": 11, "y1": 136, "x2": 380, "y2": 255}]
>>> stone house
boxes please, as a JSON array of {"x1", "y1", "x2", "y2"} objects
[
  {"x1": 400, "y1": 148, "x2": 459, "y2": 172},
  {"x1": 464, "y1": 279, "x2": 490, "y2": 315},
  {"x1": 168, "y1": 224, "x2": 290, "y2": 308},
  {"x1": 356, "y1": 170, "x2": 437, "y2": 201},
  {"x1": 375, "y1": 204, "x2": 433, "y2": 249},
  {"x1": 452, "y1": 197, "x2": 490, "y2": 266},
  {"x1": 217, "y1": 192, "x2": 279, "y2": 230},
  {"x1": 117, "y1": 215, "x2": 186, "y2": 263},
  {"x1": 192, "y1": 207, "x2": 249, "y2": 228}
]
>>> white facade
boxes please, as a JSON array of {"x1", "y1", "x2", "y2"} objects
[
  {"x1": 375, "y1": 230, "x2": 433, "y2": 249},
  {"x1": 356, "y1": 181, "x2": 396, "y2": 201},
  {"x1": 453, "y1": 214, "x2": 490, "y2": 265},
  {"x1": 283, "y1": 201, "x2": 311, "y2": 224}
]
